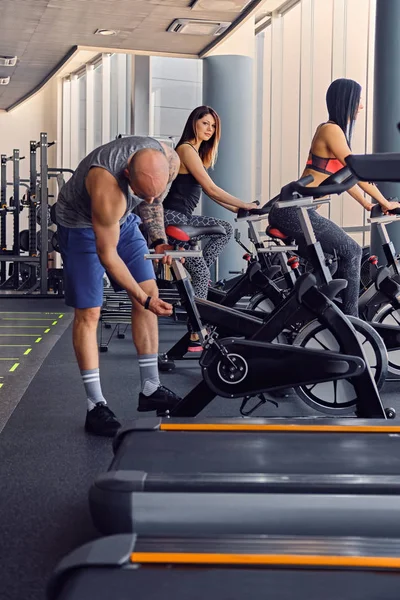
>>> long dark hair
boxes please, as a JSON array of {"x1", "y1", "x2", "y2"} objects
[
  {"x1": 176, "y1": 105, "x2": 221, "y2": 169},
  {"x1": 326, "y1": 78, "x2": 361, "y2": 146}
]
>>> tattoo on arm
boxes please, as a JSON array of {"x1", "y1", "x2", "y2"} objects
[
  {"x1": 137, "y1": 146, "x2": 180, "y2": 243},
  {"x1": 137, "y1": 200, "x2": 166, "y2": 243}
]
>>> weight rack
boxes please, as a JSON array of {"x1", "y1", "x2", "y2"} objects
[{"x1": 0, "y1": 132, "x2": 72, "y2": 297}]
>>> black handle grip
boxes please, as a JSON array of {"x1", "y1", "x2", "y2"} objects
[
  {"x1": 291, "y1": 173, "x2": 358, "y2": 198},
  {"x1": 371, "y1": 203, "x2": 400, "y2": 217}
]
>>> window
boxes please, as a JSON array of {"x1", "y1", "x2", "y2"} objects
[{"x1": 150, "y1": 57, "x2": 202, "y2": 139}]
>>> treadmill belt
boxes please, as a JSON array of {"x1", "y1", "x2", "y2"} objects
[
  {"x1": 54, "y1": 565, "x2": 400, "y2": 600},
  {"x1": 113, "y1": 429, "x2": 400, "y2": 475}
]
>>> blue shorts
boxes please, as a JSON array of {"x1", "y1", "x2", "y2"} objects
[{"x1": 57, "y1": 213, "x2": 155, "y2": 308}]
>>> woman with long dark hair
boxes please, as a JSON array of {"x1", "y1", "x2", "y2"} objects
[
  {"x1": 268, "y1": 78, "x2": 400, "y2": 317},
  {"x1": 164, "y1": 105, "x2": 257, "y2": 350}
]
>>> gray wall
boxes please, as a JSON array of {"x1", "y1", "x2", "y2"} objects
[{"x1": 203, "y1": 54, "x2": 254, "y2": 280}]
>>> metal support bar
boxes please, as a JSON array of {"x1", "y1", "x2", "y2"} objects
[
  {"x1": 39, "y1": 133, "x2": 49, "y2": 294},
  {"x1": 376, "y1": 223, "x2": 392, "y2": 246},
  {"x1": 0, "y1": 155, "x2": 7, "y2": 283},
  {"x1": 29, "y1": 141, "x2": 38, "y2": 256},
  {"x1": 236, "y1": 214, "x2": 267, "y2": 223},
  {"x1": 0, "y1": 256, "x2": 39, "y2": 263},
  {"x1": 258, "y1": 245, "x2": 298, "y2": 253},
  {"x1": 12, "y1": 149, "x2": 20, "y2": 287},
  {"x1": 298, "y1": 206, "x2": 316, "y2": 246},
  {"x1": 144, "y1": 251, "x2": 202, "y2": 260},
  {"x1": 275, "y1": 197, "x2": 330, "y2": 209}
]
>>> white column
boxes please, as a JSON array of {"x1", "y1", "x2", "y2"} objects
[
  {"x1": 102, "y1": 53, "x2": 111, "y2": 143},
  {"x1": 269, "y1": 12, "x2": 283, "y2": 197},
  {"x1": 331, "y1": 0, "x2": 346, "y2": 81},
  {"x1": 117, "y1": 53, "x2": 127, "y2": 135},
  {"x1": 133, "y1": 55, "x2": 151, "y2": 136},
  {"x1": 70, "y1": 75, "x2": 79, "y2": 168},
  {"x1": 85, "y1": 64, "x2": 95, "y2": 153},
  {"x1": 56, "y1": 78, "x2": 63, "y2": 168},
  {"x1": 61, "y1": 78, "x2": 71, "y2": 168}
]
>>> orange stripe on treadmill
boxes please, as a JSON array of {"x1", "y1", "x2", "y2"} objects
[
  {"x1": 160, "y1": 423, "x2": 400, "y2": 434},
  {"x1": 130, "y1": 552, "x2": 400, "y2": 569}
]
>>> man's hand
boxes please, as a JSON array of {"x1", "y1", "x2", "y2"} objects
[
  {"x1": 147, "y1": 296, "x2": 174, "y2": 317},
  {"x1": 154, "y1": 243, "x2": 185, "y2": 265}
]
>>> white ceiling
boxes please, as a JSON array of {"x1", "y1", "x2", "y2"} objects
[{"x1": 0, "y1": 0, "x2": 267, "y2": 111}]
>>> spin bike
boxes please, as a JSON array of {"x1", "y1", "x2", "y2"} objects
[
  {"x1": 231, "y1": 172, "x2": 390, "y2": 409},
  {"x1": 345, "y1": 154, "x2": 400, "y2": 377},
  {"x1": 158, "y1": 220, "x2": 287, "y2": 371},
  {"x1": 147, "y1": 176, "x2": 392, "y2": 420},
  {"x1": 160, "y1": 174, "x2": 388, "y2": 409}
]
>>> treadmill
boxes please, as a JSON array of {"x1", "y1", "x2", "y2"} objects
[
  {"x1": 48, "y1": 533, "x2": 400, "y2": 600},
  {"x1": 89, "y1": 417, "x2": 400, "y2": 535}
]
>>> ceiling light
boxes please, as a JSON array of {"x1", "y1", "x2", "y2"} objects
[
  {"x1": 0, "y1": 77, "x2": 10, "y2": 85},
  {"x1": 0, "y1": 56, "x2": 17, "y2": 67},
  {"x1": 191, "y1": 0, "x2": 252, "y2": 11},
  {"x1": 94, "y1": 29, "x2": 119, "y2": 36},
  {"x1": 167, "y1": 19, "x2": 231, "y2": 36}
]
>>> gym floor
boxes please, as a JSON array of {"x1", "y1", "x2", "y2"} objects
[{"x1": 1, "y1": 298, "x2": 400, "y2": 600}]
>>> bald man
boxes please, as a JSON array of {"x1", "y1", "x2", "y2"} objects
[{"x1": 56, "y1": 136, "x2": 181, "y2": 437}]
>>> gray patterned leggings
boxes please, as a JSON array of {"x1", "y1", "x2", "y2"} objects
[
  {"x1": 164, "y1": 209, "x2": 233, "y2": 299},
  {"x1": 269, "y1": 205, "x2": 362, "y2": 317}
]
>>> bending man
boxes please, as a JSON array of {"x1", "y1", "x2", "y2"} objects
[{"x1": 56, "y1": 136, "x2": 181, "y2": 437}]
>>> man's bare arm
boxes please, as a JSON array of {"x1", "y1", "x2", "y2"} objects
[{"x1": 137, "y1": 145, "x2": 180, "y2": 244}]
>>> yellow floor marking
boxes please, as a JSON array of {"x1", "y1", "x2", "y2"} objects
[{"x1": 0, "y1": 318, "x2": 56, "y2": 321}]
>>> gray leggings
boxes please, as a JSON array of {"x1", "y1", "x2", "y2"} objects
[
  {"x1": 269, "y1": 205, "x2": 362, "y2": 317},
  {"x1": 164, "y1": 209, "x2": 233, "y2": 299}
]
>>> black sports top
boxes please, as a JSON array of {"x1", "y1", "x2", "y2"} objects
[{"x1": 163, "y1": 143, "x2": 203, "y2": 217}]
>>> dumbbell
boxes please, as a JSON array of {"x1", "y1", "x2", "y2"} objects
[
  {"x1": 36, "y1": 228, "x2": 55, "y2": 252},
  {"x1": 36, "y1": 204, "x2": 53, "y2": 226},
  {"x1": 51, "y1": 231, "x2": 60, "y2": 253},
  {"x1": 19, "y1": 229, "x2": 55, "y2": 253}
]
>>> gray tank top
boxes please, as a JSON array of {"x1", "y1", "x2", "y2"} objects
[{"x1": 56, "y1": 136, "x2": 165, "y2": 228}]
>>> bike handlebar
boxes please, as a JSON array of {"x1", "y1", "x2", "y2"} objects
[
  {"x1": 237, "y1": 174, "x2": 316, "y2": 219},
  {"x1": 288, "y1": 167, "x2": 358, "y2": 199}
]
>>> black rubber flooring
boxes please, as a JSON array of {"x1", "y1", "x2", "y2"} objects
[{"x1": 0, "y1": 310, "x2": 400, "y2": 600}]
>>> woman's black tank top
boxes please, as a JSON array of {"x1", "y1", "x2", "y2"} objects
[{"x1": 163, "y1": 143, "x2": 203, "y2": 217}]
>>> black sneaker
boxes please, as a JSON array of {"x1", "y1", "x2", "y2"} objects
[
  {"x1": 85, "y1": 403, "x2": 121, "y2": 437},
  {"x1": 138, "y1": 385, "x2": 182, "y2": 413}
]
